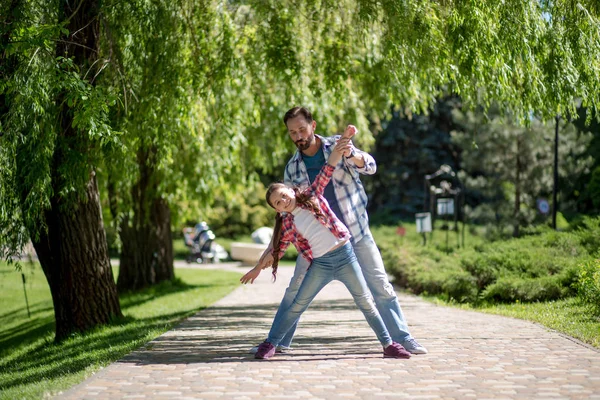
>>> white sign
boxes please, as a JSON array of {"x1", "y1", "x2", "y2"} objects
[
  {"x1": 437, "y1": 198, "x2": 455, "y2": 216},
  {"x1": 415, "y1": 212, "x2": 432, "y2": 233}
]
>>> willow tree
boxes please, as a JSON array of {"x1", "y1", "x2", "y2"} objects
[
  {"x1": 2, "y1": 0, "x2": 599, "y2": 337},
  {"x1": 362, "y1": 0, "x2": 600, "y2": 121},
  {"x1": 100, "y1": 0, "x2": 599, "y2": 291},
  {"x1": 99, "y1": 0, "x2": 383, "y2": 291},
  {"x1": 0, "y1": 0, "x2": 121, "y2": 341}
]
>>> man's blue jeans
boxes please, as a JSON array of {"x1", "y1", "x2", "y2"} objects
[
  {"x1": 267, "y1": 242, "x2": 392, "y2": 347},
  {"x1": 271, "y1": 233, "x2": 412, "y2": 347}
]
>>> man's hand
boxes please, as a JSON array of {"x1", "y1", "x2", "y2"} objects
[{"x1": 240, "y1": 266, "x2": 262, "y2": 284}]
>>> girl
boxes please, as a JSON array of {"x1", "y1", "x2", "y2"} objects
[{"x1": 240, "y1": 131, "x2": 410, "y2": 360}]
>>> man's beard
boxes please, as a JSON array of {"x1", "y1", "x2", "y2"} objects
[{"x1": 295, "y1": 134, "x2": 314, "y2": 151}]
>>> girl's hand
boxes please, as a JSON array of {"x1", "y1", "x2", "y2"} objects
[
  {"x1": 328, "y1": 137, "x2": 351, "y2": 165},
  {"x1": 257, "y1": 249, "x2": 274, "y2": 269},
  {"x1": 240, "y1": 266, "x2": 262, "y2": 284},
  {"x1": 343, "y1": 125, "x2": 357, "y2": 139},
  {"x1": 341, "y1": 125, "x2": 358, "y2": 157}
]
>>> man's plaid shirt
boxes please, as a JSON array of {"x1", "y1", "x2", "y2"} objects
[
  {"x1": 284, "y1": 134, "x2": 376, "y2": 245},
  {"x1": 272, "y1": 164, "x2": 351, "y2": 263}
]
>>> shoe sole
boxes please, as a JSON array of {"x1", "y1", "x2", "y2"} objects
[
  {"x1": 384, "y1": 354, "x2": 411, "y2": 359},
  {"x1": 407, "y1": 350, "x2": 428, "y2": 355},
  {"x1": 255, "y1": 355, "x2": 273, "y2": 360},
  {"x1": 250, "y1": 347, "x2": 292, "y2": 354}
]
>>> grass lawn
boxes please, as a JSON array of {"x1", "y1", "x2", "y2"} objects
[
  {"x1": 425, "y1": 296, "x2": 600, "y2": 348},
  {"x1": 0, "y1": 261, "x2": 242, "y2": 400},
  {"x1": 473, "y1": 299, "x2": 600, "y2": 348}
]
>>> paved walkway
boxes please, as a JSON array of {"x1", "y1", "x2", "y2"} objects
[{"x1": 60, "y1": 265, "x2": 600, "y2": 399}]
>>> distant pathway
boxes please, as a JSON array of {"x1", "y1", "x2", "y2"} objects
[{"x1": 60, "y1": 265, "x2": 600, "y2": 399}]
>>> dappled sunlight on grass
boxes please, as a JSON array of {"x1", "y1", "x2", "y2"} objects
[
  {"x1": 476, "y1": 298, "x2": 600, "y2": 348},
  {"x1": 0, "y1": 262, "x2": 241, "y2": 400}
]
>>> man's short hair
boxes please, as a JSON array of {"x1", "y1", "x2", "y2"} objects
[{"x1": 283, "y1": 107, "x2": 313, "y2": 126}]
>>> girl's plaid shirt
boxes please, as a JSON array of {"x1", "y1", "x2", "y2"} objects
[
  {"x1": 284, "y1": 135, "x2": 376, "y2": 245},
  {"x1": 271, "y1": 164, "x2": 351, "y2": 263}
]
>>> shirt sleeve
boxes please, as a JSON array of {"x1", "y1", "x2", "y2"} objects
[
  {"x1": 283, "y1": 162, "x2": 293, "y2": 185},
  {"x1": 310, "y1": 164, "x2": 335, "y2": 197},
  {"x1": 344, "y1": 149, "x2": 377, "y2": 175},
  {"x1": 273, "y1": 240, "x2": 290, "y2": 260}
]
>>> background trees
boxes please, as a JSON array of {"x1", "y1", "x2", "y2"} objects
[
  {"x1": 1, "y1": 0, "x2": 599, "y2": 340},
  {"x1": 452, "y1": 107, "x2": 593, "y2": 237}
]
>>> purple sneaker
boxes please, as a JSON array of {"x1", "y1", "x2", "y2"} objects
[
  {"x1": 254, "y1": 341, "x2": 276, "y2": 360},
  {"x1": 383, "y1": 342, "x2": 411, "y2": 359}
]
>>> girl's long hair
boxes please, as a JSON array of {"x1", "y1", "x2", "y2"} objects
[
  {"x1": 270, "y1": 213, "x2": 283, "y2": 281},
  {"x1": 266, "y1": 183, "x2": 324, "y2": 280}
]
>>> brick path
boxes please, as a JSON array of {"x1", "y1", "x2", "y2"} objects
[{"x1": 59, "y1": 265, "x2": 600, "y2": 399}]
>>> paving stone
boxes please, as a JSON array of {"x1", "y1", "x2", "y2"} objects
[{"x1": 57, "y1": 265, "x2": 600, "y2": 399}]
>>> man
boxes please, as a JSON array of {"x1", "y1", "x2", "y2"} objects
[{"x1": 252, "y1": 106, "x2": 427, "y2": 355}]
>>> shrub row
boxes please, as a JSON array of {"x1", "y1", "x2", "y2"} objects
[
  {"x1": 577, "y1": 258, "x2": 600, "y2": 316},
  {"x1": 376, "y1": 217, "x2": 600, "y2": 305}
]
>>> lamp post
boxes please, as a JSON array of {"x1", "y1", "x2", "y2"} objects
[{"x1": 552, "y1": 114, "x2": 560, "y2": 230}]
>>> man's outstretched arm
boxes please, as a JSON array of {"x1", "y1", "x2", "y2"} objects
[{"x1": 341, "y1": 125, "x2": 376, "y2": 175}]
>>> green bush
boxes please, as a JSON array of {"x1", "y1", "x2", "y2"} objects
[
  {"x1": 460, "y1": 253, "x2": 498, "y2": 290},
  {"x1": 577, "y1": 259, "x2": 600, "y2": 316},
  {"x1": 375, "y1": 220, "x2": 596, "y2": 306},
  {"x1": 441, "y1": 271, "x2": 478, "y2": 303},
  {"x1": 575, "y1": 217, "x2": 600, "y2": 256},
  {"x1": 481, "y1": 275, "x2": 566, "y2": 303}
]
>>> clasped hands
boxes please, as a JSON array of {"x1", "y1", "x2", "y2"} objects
[{"x1": 337, "y1": 124, "x2": 358, "y2": 158}]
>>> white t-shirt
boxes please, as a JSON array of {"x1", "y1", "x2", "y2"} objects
[{"x1": 291, "y1": 207, "x2": 345, "y2": 258}]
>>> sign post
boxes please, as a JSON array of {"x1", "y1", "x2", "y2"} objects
[{"x1": 415, "y1": 212, "x2": 432, "y2": 245}]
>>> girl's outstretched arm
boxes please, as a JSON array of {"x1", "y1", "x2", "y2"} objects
[
  {"x1": 240, "y1": 245, "x2": 277, "y2": 284},
  {"x1": 329, "y1": 124, "x2": 356, "y2": 166},
  {"x1": 310, "y1": 128, "x2": 356, "y2": 195},
  {"x1": 240, "y1": 265, "x2": 262, "y2": 284}
]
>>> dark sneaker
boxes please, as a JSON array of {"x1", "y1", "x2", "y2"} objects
[
  {"x1": 402, "y1": 338, "x2": 428, "y2": 355},
  {"x1": 254, "y1": 341, "x2": 276, "y2": 359},
  {"x1": 250, "y1": 344, "x2": 292, "y2": 354},
  {"x1": 383, "y1": 342, "x2": 411, "y2": 359}
]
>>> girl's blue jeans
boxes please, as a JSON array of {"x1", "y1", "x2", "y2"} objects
[
  {"x1": 270, "y1": 233, "x2": 412, "y2": 348},
  {"x1": 266, "y1": 241, "x2": 392, "y2": 347}
]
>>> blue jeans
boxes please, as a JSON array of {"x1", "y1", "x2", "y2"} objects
[
  {"x1": 272, "y1": 233, "x2": 412, "y2": 347},
  {"x1": 267, "y1": 242, "x2": 392, "y2": 347}
]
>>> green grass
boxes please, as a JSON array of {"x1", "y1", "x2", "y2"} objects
[
  {"x1": 426, "y1": 296, "x2": 600, "y2": 348},
  {"x1": 0, "y1": 261, "x2": 241, "y2": 400}
]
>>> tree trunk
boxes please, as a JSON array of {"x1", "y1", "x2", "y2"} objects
[
  {"x1": 32, "y1": 175, "x2": 122, "y2": 342},
  {"x1": 26, "y1": 0, "x2": 123, "y2": 342},
  {"x1": 117, "y1": 198, "x2": 174, "y2": 291},
  {"x1": 117, "y1": 146, "x2": 174, "y2": 292}
]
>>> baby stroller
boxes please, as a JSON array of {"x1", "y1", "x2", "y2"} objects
[{"x1": 183, "y1": 222, "x2": 217, "y2": 264}]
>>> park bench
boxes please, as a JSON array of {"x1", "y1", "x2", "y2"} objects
[{"x1": 230, "y1": 242, "x2": 268, "y2": 265}]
